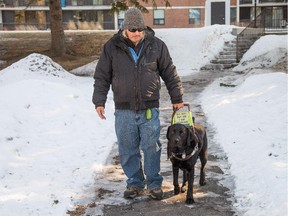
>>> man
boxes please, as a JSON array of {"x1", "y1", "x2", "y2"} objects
[{"x1": 92, "y1": 8, "x2": 184, "y2": 200}]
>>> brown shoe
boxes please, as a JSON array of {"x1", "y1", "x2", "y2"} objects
[
  {"x1": 123, "y1": 186, "x2": 143, "y2": 199},
  {"x1": 149, "y1": 188, "x2": 164, "y2": 200}
]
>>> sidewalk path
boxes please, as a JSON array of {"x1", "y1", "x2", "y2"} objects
[{"x1": 69, "y1": 70, "x2": 241, "y2": 216}]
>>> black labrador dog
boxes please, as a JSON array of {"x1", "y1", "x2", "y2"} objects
[{"x1": 166, "y1": 122, "x2": 208, "y2": 204}]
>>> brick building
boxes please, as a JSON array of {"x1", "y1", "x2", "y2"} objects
[{"x1": 0, "y1": 0, "x2": 286, "y2": 30}]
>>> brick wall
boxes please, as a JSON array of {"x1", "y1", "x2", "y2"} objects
[
  {"x1": 143, "y1": 8, "x2": 206, "y2": 28},
  {"x1": 140, "y1": 0, "x2": 237, "y2": 28}
]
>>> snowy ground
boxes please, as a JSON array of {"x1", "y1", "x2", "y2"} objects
[{"x1": 0, "y1": 26, "x2": 287, "y2": 216}]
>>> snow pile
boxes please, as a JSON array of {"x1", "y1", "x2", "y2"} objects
[
  {"x1": 233, "y1": 35, "x2": 287, "y2": 72},
  {"x1": 201, "y1": 33, "x2": 287, "y2": 215},
  {"x1": 0, "y1": 53, "x2": 115, "y2": 215},
  {"x1": 156, "y1": 25, "x2": 236, "y2": 75},
  {"x1": 0, "y1": 53, "x2": 75, "y2": 86}
]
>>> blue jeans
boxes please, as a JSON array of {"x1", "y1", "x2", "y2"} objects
[{"x1": 114, "y1": 108, "x2": 163, "y2": 190}]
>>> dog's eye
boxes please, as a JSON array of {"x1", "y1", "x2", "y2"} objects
[{"x1": 179, "y1": 130, "x2": 184, "y2": 135}]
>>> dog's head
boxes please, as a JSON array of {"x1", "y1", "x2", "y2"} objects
[{"x1": 166, "y1": 124, "x2": 194, "y2": 155}]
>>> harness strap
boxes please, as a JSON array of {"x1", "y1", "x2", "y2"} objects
[{"x1": 170, "y1": 144, "x2": 199, "y2": 161}]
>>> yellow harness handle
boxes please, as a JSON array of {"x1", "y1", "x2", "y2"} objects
[{"x1": 171, "y1": 103, "x2": 194, "y2": 127}]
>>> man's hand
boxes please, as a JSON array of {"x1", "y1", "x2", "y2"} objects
[
  {"x1": 172, "y1": 103, "x2": 184, "y2": 111},
  {"x1": 96, "y1": 106, "x2": 106, "y2": 120}
]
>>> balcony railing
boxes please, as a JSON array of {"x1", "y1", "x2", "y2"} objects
[
  {"x1": 259, "y1": 0, "x2": 287, "y2": 3},
  {"x1": 1, "y1": 0, "x2": 113, "y2": 7},
  {"x1": 236, "y1": 7, "x2": 287, "y2": 62},
  {"x1": 236, "y1": 9, "x2": 266, "y2": 62},
  {"x1": 240, "y1": 0, "x2": 287, "y2": 4}
]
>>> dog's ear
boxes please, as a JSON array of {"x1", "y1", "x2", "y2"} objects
[{"x1": 166, "y1": 126, "x2": 171, "y2": 140}]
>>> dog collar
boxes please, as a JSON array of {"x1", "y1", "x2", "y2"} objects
[{"x1": 171, "y1": 144, "x2": 199, "y2": 161}]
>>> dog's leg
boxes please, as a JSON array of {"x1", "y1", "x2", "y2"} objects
[
  {"x1": 186, "y1": 168, "x2": 195, "y2": 204},
  {"x1": 199, "y1": 154, "x2": 207, "y2": 186},
  {"x1": 199, "y1": 133, "x2": 208, "y2": 186},
  {"x1": 172, "y1": 165, "x2": 180, "y2": 195},
  {"x1": 181, "y1": 170, "x2": 187, "y2": 193}
]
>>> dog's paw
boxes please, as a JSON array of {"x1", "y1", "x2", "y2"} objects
[
  {"x1": 185, "y1": 198, "x2": 195, "y2": 204},
  {"x1": 181, "y1": 186, "x2": 186, "y2": 193},
  {"x1": 174, "y1": 186, "x2": 180, "y2": 195}
]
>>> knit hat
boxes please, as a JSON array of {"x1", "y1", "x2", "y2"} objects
[{"x1": 123, "y1": 8, "x2": 145, "y2": 30}]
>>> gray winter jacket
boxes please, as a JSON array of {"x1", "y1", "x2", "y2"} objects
[{"x1": 92, "y1": 27, "x2": 183, "y2": 111}]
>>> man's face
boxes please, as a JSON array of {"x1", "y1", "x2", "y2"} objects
[{"x1": 126, "y1": 29, "x2": 145, "y2": 45}]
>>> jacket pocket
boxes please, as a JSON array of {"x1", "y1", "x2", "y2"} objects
[{"x1": 141, "y1": 62, "x2": 160, "y2": 100}]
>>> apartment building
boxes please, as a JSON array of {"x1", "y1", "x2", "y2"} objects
[{"x1": 0, "y1": 0, "x2": 286, "y2": 30}]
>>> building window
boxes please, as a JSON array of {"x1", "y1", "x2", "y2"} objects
[
  {"x1": 189, "y1": 9, "x2": 201, "y2": 24},
  {"x1": 93, "y1": 0, "x2": 103, "y2": 5},
  {"x1": 230, "y1": 8, "x2": 237, "y2": 22},
  {"x1": 240, "y1": 7, "x2": 251, "y2": 21},
  {"x1": 153, "y1": 9, "x2": 165, "y2": 25},
  {"x1": 71, "y1": 0, "x2": 77, "y2": 6},
  {"x1": 118, "y1": 11, "x2": 125, "y2": 28},
  {"x1": 240, "y1": 0, "x2": 253, "y2": 4}
]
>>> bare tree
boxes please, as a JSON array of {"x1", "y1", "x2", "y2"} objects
[{"x1": 48, "y1": 0, "x2": 66, "y2": 56}]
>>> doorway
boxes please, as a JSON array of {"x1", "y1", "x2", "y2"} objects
[{"x1": 211, "y1": 2, "x2": 225, "y2": 25}]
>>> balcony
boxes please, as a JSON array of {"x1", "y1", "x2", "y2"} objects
[
  {"x1": 259, "y1": 0, "x2": 287, "y2": 2},
  {"x1": 1, "y1": 0, "x2": 113, "y2": 7},
  {"x1": 63, "y1": 0, "x2": 113, "y2": 6},
  {"x1": 240, "y1": 0, "x2": 287, "y2": 4}
]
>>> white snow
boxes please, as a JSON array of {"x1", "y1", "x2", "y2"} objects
[{"x1": 0, "y1": 25, "x2": 287, "y2": 216}]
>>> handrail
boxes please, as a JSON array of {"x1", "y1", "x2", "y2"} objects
[{"x1": 236, "y1": 9, "x2": 266, "y2": 62}]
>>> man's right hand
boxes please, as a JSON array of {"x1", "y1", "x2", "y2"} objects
[{"x1": 96, "y1": 106, "x2": 106, "y2": 120}]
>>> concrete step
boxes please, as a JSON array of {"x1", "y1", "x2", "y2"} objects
[
  {"x1": 200, "y1": 37, "x2": 241, "y2": 71},
  {"x1": 224, "y1": 45, "x2": 236, "y2": 49},
  {"x1": 237, "y1": 42, "x2": 254, "y2": 47},
  {"x1": 223, "y1": 63, "x2": 237, "y2": 69},
  {"x1": 226, "y1": 44, "x2": 236, "y2": 48},
  {"x1": 201, "y1": 63, "x2": 236, "y2": 70},
  {"x1": 222, "y1": 48, "x2": 236, "y2": 53},
  {"x1": 211, "y1": 59, "x2": 237, "y2": 64},
  {"x1": 201, "y1": 64, "x2": 224, "y2": 70},
  {"x1": 218, "y1": 54, "x2": 236, "y2": 59},
  {"x1": 220, "y1": 51, "x2": 236, "y2": 55}
]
